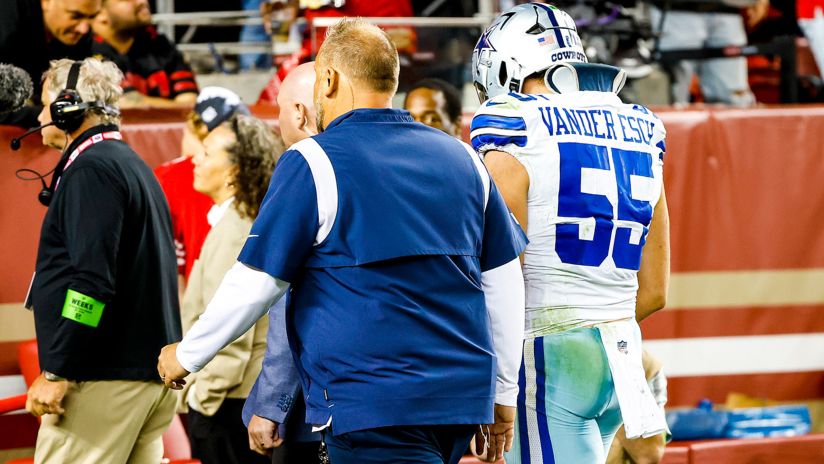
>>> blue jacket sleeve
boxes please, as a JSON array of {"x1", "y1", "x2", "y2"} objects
[
  {"x1": 242, "y1": 295, "x2": 302, "y2": 427},
  {"x1": 238, "y1": 150, "x2": 318, "y2": 282}
]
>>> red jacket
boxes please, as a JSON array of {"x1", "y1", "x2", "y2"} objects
[{"x1": 154, "y1": 156, "x2": 213, "y2": 279}]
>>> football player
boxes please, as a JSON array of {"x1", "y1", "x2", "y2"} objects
[{"x1": 470, "y1": 3, "x2": 671, "y2": 463}]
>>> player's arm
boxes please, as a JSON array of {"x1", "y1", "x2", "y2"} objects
[
  {"x1": 636, "y1": 186, "x2": 670, "y2": 321},
  {"x1": 483, "y1": 150, "x2": 529, "y2": 252},
  {"x1": 606, "y1": 425, "x2": 666, "y2": 464}
]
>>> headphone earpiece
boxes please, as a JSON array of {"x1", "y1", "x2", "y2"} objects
[
  {"x1": 39, "y1": 61, "x2": 86, "y2": 206},
  {"x1": 50, "y1": 89, "x2": 88, "y2": 133},
  {"x1": 49, "y1": 62, "x2": 87, "y2": 133}
]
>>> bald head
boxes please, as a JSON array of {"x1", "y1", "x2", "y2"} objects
[
  {"x1": 316, "y1": 18, "x2": 399, "y2": 94},
  {"x1": 280, "y1": 63, "x2": 316, "y2": 115},
  {"x1": 277, "y1": 62, "x2": 317, "y2": 146}
]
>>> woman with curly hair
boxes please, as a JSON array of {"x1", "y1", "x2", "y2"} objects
[{"x1": 180, "y1": 113, "x2": 284, "y2": 464}]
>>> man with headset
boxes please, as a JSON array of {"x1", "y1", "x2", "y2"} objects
[{"x1": 25, "y1": 57, "x2": 181, "y2": 463}]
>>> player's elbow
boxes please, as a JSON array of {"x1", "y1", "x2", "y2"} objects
[
  {"x1": 636, "y1": 288, "x2": 667, "y2": 321},
  {"x1": 648, "y1": 290, "x2": 668, "y2": 313}
]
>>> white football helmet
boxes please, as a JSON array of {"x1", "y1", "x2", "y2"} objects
[{"x1": 472, "y1": 3, "x2": 587, "y2": 102}]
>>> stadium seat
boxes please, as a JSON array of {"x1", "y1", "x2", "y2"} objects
[
  {"x1": 163, "y1": 414, "x2": 198, "y2": 463},
  {"x1": 0, "y1": 394, "x2": 26, "y2": 416},
  {"x1": 16, "y1": 341, "x2": 39, "y2": 387},
  {"x1": 0, "y1": 339, "x2": 200, "y2": 464}
]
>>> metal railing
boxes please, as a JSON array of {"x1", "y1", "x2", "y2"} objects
[
  {"x1": 151, "y1": 13, "x2": 493, "y2": 58},
  {"x1": 152, "y1": 11, "x2": 263, "y2": 27}
]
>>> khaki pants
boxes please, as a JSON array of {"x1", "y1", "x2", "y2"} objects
[{"x1": 35, "y1": 380, "x2": 177, "y2": 464}]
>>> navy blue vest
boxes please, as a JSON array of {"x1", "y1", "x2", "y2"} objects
[{"x1": 306, "y1": 109, "x2": 486, "y2": 268}]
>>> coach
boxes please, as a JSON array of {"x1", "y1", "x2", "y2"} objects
[
  {"x1": 158, "y1": 18, "x2": 527, "y2": 464},
  {"x1": 26, "y1": 58, "x2": 181, "y2": 463}
]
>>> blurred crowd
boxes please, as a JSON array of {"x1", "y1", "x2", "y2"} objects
[{"x1": 1, "y1": 0, "x2": 823, "y2": 131}]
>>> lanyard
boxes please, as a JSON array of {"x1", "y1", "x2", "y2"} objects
[
  {"x1": 65, "y1": 131, "x2": 122, "y2": 170},
  {"x1": 55, "y1": 131, "x2": 122, "y2": 191}
]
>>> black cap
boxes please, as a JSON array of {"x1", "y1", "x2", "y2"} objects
[{"x1": 194, "y1": 86, "x2": 250, "y2": 132}]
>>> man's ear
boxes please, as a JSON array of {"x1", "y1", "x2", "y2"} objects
[
  {"x1": 297, "y1": 103, "x2": 317, "y2": 135},
  {"x1": 322, "y1": 67, "x2": 339, "y2": 98}
]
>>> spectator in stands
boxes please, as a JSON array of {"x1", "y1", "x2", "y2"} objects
[
  {"x1": 180, "y1": 113, "x2": 281, "y2": 464},
  {"x1": 260, "y1": 0, "x2": 413, "y2": 42},
  {"x1": 242, "y1": 62, "x2": 321, "y2": 464},
  {"x1": 606, "y1": 350, "x2": 669, "y2": 464},
  {"x1": 154, "y1": 87, "x2": 250, "y2": 297},
  {"x1": 240, "y1": 0, "x2": 272, "y2": 70},
  {"x1": 255, "y1": 0, "x2": 414, "y2": 104},
  {"x1": 157, "y1": 18, "x2": 527, "y2": 464},
  {"x1": 650, "y1": 0, "x2": 764, "y2": 105},
  {"x1": 27, "y1": 58, "x2": 180, "y2": 463},
  {"x1": 92, "y1": 0, "x2": 198, "y2": 108},
  {"x1": 0, "y1": 0, "x2": 100, "y2": 127},
  {"x1": 403, "y1": 77, "x2": 463, "y2": 138},
  {"x1": 797, "y1": 0, "x2": 824, "y2": 78}
]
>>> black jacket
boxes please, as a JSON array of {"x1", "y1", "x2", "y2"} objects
[
  {"x1": 91, "y1": 27, "x2": 198, "y2": 99},
  {"x1": 31, "y1": 124, "x2": 181, "y2": 381},
  {"x1": 0, "y1": 0, "x2": 93, "y2": 127}
]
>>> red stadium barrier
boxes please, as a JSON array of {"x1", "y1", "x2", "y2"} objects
[
  {"x1": 666, "y1": 434, "x2": 824, "y2": 463},
  {"x1": 2, "y1": 104, "x2": 824, "y2": 453},
  {"x1": 660, "y1": 444, "x2": 690, "y2": 464}
]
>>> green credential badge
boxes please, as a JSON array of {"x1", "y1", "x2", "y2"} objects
[{"x1": 62, "y1": 289, "x2": 105, "y2": 328}]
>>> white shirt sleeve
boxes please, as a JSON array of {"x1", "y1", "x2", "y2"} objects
[
  {"x1": 482, "y1": 257, "x2": 526, "y2": 407},
  {"x1": 176, "y1": 262, "x2": 290, "y2": 373}
]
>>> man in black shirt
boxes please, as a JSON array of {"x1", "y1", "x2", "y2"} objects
[
  {"x1": 0, "y1": 0, "x2": 100, "y2": 127},
  {"x1": 92, "y1": 0, "x2": 198, "y2": 108},
  {"x1": 26, "y1": 57, "x2": 181, "y2": 463}
]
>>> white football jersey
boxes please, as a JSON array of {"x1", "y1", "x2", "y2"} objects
[{"x1": 471, "y1": 91, "x2": 666, "y2": 337}]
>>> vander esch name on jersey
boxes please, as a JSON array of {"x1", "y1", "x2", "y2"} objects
[{"x1": 537, "y1": 105, "x2": 657, "y2": 146}]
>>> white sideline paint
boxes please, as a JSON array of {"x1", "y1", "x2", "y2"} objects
[{"x1": 644, "y1": 333, "x2": 824, "y2": 377}]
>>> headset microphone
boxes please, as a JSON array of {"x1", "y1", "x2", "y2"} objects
[
  {"x1": 10, "y1": 122, "x2": 55, "y2": 150},
  {"x1": 14, "y1": 62, "x2": 111, "y2": 206}
]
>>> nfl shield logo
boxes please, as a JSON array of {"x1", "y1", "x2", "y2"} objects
[{"x1": 617, "y1": 340, "x2": 628, "y2": 354}]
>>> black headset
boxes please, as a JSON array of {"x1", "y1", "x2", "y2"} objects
[
  {"x1": 50, "y1": 61, "x2": 104, "y2": 133},
  {"x1": 13, "y1": 61, "x2": 111, "y2": 206},
  {"x1": 40, "y1": 62, "x2": 109, "y2": 206}
]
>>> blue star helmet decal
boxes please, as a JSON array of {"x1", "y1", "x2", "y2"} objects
[{"x1": 475, "y1": 27, "x2": 496, "y2": 55}]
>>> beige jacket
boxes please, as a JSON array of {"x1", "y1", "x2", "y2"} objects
[{"x1": 180, "y1": 205, "x2": 268, "y2": 416}]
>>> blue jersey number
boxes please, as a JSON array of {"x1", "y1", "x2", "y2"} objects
[{"x1": 556, "y1": 142, "x2": 654, "y2": 270}]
